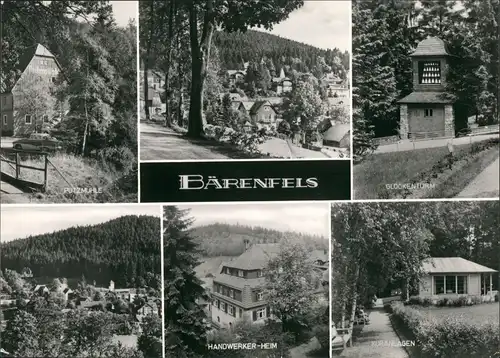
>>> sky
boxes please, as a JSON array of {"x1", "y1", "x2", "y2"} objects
[
  {"x1": 253, "y1": 0, "x2": 351, "y2": 52},
  {"x1": 0, "y1": 205, "x2": 160, "y2": 243},
  {"x1": 111, "y1": 1, "x2": 137, "y2": 27},
  {"x1": 177, "y1": 203, "x2": 330, "y2": 238}
]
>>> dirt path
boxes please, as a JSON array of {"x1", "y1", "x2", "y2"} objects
[
  {"x1": 456, "y1": 156, "x2": 500, "y2": 198},
  {"x1": 338, "y1": 310, "x2": 408, "y2": 358},
  {"x1": 289, "y1": 337, "x2": 322, "y2": 358},
  {"x1": 1, "y1": 181, "x2": 33, "y2": 203}
]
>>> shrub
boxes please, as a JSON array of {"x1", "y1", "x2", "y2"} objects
[
  {"x1": 451, "y1": 296, "x2": 468, "y2": 307},
  {"x1": 495, "y1": 294, "x2": 498, "y2": 302},
  {"x1": 384, "y1": 303, "x2": 393, "y2": 313},
  {"x1": 390, "y1": 302, "x2": 499, "y2": 358}
]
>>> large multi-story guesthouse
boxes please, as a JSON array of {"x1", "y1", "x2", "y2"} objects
[
  {"x1": 418, "y1": 257, "x2": 497, "y2": 300},
  {"x1": 1, "y1": 44, "x2": 64, "y2": 137},
  {"x1": 210, "y1": 240, "x2": 327, "y2": 329},
  {"x1": 232, "y1": 99, "x2": 279, "y2": 130},
  {"x1": 398, "y1": 37, "x2": 456, "y2": 140}
]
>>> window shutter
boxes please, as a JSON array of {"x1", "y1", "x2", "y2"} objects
[
  {"x1": 252, "y1": 291, "x2": 257, "y2": 302},
  {"x1": 252, "y1": 310, "x2": 257, "y2": 321}
]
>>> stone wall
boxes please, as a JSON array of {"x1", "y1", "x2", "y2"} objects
[
  {"x1": 399, "y1": 104, "x2": 408, "y2": 139},
  {"x1": 444, "y1": 105, "x2": 454, "y2": 137}
]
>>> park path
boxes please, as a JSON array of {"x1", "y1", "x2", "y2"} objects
[
  {"x1": 375, "y1": 133, "x2": 498, "y2": 153},
  {"x1": 456, "y1": 156, "x2": 500, "y2": 198},
  {"x1": 338, "y1": 310, "x2": 408, "y2": 358},
  {"x1": 140, "y1": 122, "x2": 234, "y2": 160},
  {"x1": 289, "y1": 337, "x2": 322, "y2": 358}
]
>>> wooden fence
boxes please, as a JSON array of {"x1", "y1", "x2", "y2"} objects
[{"x1": 0, "y1": 149, "x2": 48, "y2": 192}]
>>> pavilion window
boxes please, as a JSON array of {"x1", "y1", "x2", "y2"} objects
[
  {"x1": 445, "y1": 275, "x2": 456, "y2": 294},
  {"x1": 434, "y1": 275, "x2": 445, "y2": 294},
  {"x1": 457, "y1": 276, "x2": 468, "y2": 294}
]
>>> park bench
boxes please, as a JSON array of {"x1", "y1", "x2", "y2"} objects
[{"x1": 331, "y1": 321, "x2": 353, "y2": 351}]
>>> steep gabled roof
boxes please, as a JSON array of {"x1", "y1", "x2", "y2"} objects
[
  {"x1": 2, "y1": 43, "x2": 63, "y2": 93},
  {"x1": 422, "y1": 257, "x2": 497, "y2": 274},
  {"x1": 226, "y1": 243, "x2": 281, "y2": 270},
  {"x1": 249, "y1": 100, "x2": 274, "y2": 115},
  {"x1": 240, "y1": 101, "x2": 255, "y2": 111}
]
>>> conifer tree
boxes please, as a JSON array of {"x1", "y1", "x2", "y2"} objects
[{"x1": 163, "y1": 206, "x2": 210, "y2": 358}]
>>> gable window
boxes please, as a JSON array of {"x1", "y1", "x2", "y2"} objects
[
  {"x1": 419, "y1": 61, "x2": 441, "y2": 84},
  {"x1": 424, "y1": 109, "x2": 433, "y2": 117},
  {"x1": 3, "y1": 115, "x2": 6, "y2": 125},
  {"x1": 257, "y1": 292, "x2": 264, "y2": 301},
  {"x1": 256, "y1": 270, "x2": 262, "y2": 278},
  {"x1": 25, "y1": 115, "x2": 32, "y2": 124},
  {"x1": 237, "y1": 270, "x2": 244, "y2": 277}
]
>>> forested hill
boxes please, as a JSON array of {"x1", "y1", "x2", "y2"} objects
[
  {"x1": 213, "y1": 29, "x2": 350, "y2": 76},
  {"x1": 190, "y1": 223, "x2": 328, "y2": 257},
  {"x1": 0, "y1": 215, "x2": 160, "y2": 288}
]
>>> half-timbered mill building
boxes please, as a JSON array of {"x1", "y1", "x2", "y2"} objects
[{"x1": 1, "y1": 44, "x2": 63, "y2": 137}]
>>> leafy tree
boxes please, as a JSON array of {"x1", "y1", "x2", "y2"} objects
[
  {"x1": 163, "y1": 206, "x2": 210, "y2": 357},
  {"x1": 138, "y1": 314, "x2": 162, "y2": 358},
  {"x1": 2, "y1": 310, "x2": 39, "y2": 356},
  {"x1": 180, "y1": 0, "x2": 305, "y2": 138},
  {"x1": 265, "y1": 241, "x2": 319, "y2": 341},
  {"x1": 282, "y1": 80, "x2": 324, "y2": 137}
]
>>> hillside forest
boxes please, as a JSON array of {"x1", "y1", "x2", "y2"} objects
[
  {"x1": 140, "y1": 0, "x2": 350, "y2": 145},
  {"x1": 0, "y1": 215, "x2": 161, "y2": 289},
  {"x1": 190, "y1": 223, "x2": 328, "y2": 257},
  {"x1": 1, "y1": 1, "x2": 138, "y2": 200},
  {"x1": 353, "y1": 0, "x2": 499, "y2": 161}
]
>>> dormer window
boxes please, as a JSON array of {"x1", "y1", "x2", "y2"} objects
[
  {"x1": 237, "y1": 270, "x2": 244, "y2": 277},
  {"x1": 419, "y1": 61, "x2": 441, "y2": 84},
  {"x1": 256, "y1": 270, "x2": 262, "y2": 277}
]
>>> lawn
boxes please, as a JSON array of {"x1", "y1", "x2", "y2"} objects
[
  {"x1": 413, "y1": 302, "x2": 499, "y2": 325},
  {"x1": 354, "y1": 138, "x2": 499, "y2": 199}
]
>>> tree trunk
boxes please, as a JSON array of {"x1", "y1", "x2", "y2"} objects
[
  {"x1": 164, "y1": 0, "x2": 176, "y2": 128},
  {"x1": 186, "y1": 1, "x2": 215, "y2": 138},
  {"x1": 143, "y1": 1, "x2": 155, "y2": 121}
]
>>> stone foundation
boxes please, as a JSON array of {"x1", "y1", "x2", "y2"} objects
[
  {"x1": 444, "y1": 105, "x2": 454, "y2": 137},
  {"x1": 399, "y1": 104, "x2": 408, "y2": 139}
]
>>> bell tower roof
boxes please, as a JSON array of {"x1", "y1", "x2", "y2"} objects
[{"x1": 411, "y1": 37, "x2": 450, "y2": 57}]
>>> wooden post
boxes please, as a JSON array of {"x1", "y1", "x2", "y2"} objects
[
  {"x1": 489, "y1": 274, "x2": 493, "y2": 295},
  {"x1": 15, "y1": 153, "x2": 20, "y2": 179},
  {"x1": 43, "y1": 154, "x2": 48, "y2": 192}
]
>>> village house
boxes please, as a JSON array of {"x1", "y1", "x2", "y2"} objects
[
  {"x1": 140, "y1": 87, "x2": 163, "y2": 117},
  {"x1": 398, "y1": 37, "x2": 456, "y2": 140},
  {"x1": 146, "y1": 70, "x2": 165, "y2": 92},
  {"x1": 321, "y1": 72, "x2": 349, "y2": 98},
  {"x1": 249, "y1": 101, "x2": 278, "y2": 129},
  {"x1": 1, "y1": 44, "x2": 64, "y2": 137},
  {"x1": 417, "y1": 257, "x2": 497, "y2": 300},
  {"x1": 210, "y1": 240, "x2": 327, "y2": 329},
  {"x1": 272, "y1": 68, "x2": 293, "y2": 95}
]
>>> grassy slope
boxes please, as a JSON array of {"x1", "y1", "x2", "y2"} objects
[
  {"x1": 0, "y1": 153, "x2": 137, "y2": 203},
  {"x1": 354, "y1": 140, "x2": 499, "y2": 199}
]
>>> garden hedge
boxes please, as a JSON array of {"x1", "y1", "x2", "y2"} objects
[{"x1": 391, "y1": 302, "x2": 499, "y2": 358}]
